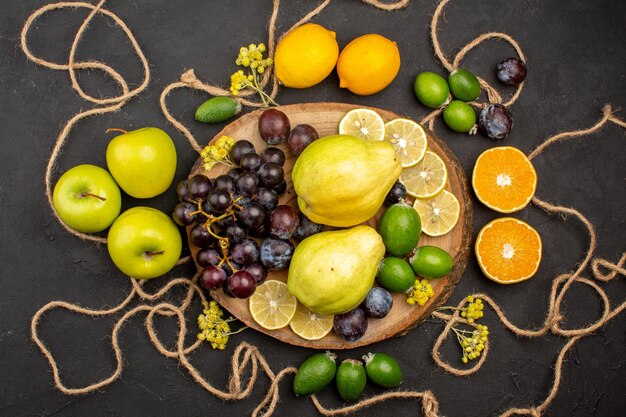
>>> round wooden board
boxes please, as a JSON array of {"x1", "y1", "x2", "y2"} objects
[{"x1": 188, "y1": 102, "x2": 472, "y2": 349}]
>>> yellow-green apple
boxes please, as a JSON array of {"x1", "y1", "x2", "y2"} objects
[
  {"x1": 52, "y1": 164, "x2": 121, "y2": 233},
  {"x1": 106, "y1": 127, "x2": 176, "y2": 198},
  {"x1": 107, "y1": 206, "x2": 182, "y2": 279}
]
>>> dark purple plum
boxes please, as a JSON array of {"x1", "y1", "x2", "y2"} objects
[
  {"x1": 227, "y1": 271, "x2": 257, "y2": 298},
  {"x1": 362, "y1": 287, "x2": 393, "y2": 318},
  {"x1": 288, "y1": 124, "x2": 319, "y2": 155},
  {"x1": 293, "y1": 213, "x2": 324, "y2": 241},
  {"x1": 496, "y1": 57, "x2": 527, "y2": 85},
  {"x1": 229, "y1": 140, "x2": 256, "y2": 165},
  {"x1": 268, "y1": 205, "x2": 299, "y2": 239},
  {"x1": 199, "y1": 266, "x2": 227, "y2": 290},
  {"x1": 333, "y1": 308, "x2": 368, "y2": 341},
  {"x1": 260, "y1": 238, "x2": 294, "y2": 270},
  {"x1": 259, "y1": 109, "x2": 290, "y2": 144},
  {"x1": 478, "y1": 104, "x2": 513, "y2": 140},
  {"x1": 260, "y1": 146, "x2": 286, "y2": 166},
  {"x1": 384, "y1": 182, "x2": 407, "y2": 207}
]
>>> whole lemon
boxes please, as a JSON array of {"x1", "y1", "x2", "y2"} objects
[
  {"x1": 274, "y1": 23, "x2": 339, "y2": 89},
  {"x1": 337, "y1": 34, "x2": 401, "y2": 95}
]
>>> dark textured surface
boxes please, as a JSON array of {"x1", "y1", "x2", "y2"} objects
[{"x1": 1, "y1": 1, "x2": 625, "y2": 416}]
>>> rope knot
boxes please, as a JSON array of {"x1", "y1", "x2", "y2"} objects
[
  {"x1": 180, "y1": 69, "x2": 203, "y2": 87},
  {"x1": 422, "y1": 390, "x2": 440, "y2": 417}
]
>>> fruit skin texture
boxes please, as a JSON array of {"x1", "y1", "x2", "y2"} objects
[
  {"x1": 448, "y1": 69, "x2": 481, "y2": 102},
  {"x1": 378, "y1": 202, "x2": 422, "y2": 256},
  {"x1": 496, "y1": 58, "x2": 527, "y2": 85},
  {"x1": 293, "y1": 352, "x2": 337, "y2": 396},
  {"x1": 194, "y1": 97, "x2": 241, "y2": 123},
  {"x1": 335, "y1": 359, "x2": 367, "y2": 402},
  {"x1": 333, "y1": 308, "x2": 368, "y2": 341},
  {"x1": 274, "y1": 23, "x2": 339, "y2": 89},
  {"x1": 337, "y1": 34, "x2": 401, "y2": 95},
  {"x1": 288, "y1": 225, "x2": 385, "y2": 315},
  {"x1": 106, "y1": 127, "x2": 177, "y2": 198},
  {"x1": 52, "y1": 164, "x2": 121, "y2": 233},
  {"x1": 478, "y1": 104, "x2": 513, "y2": 140},
  {"x1": 409, "y1": 245, "x2": 453, "y2": 279},
  {"x1": 363, "y1": 352, "x2": 402, "y2": 388},
  {"x1": 414, "y1": 72, "x2": 450, "y2": 108},
  {"x1": 107, "y1": 207, "x2": 182, "y2": 279},
  {"x1": 376, "y1": 257, "x2": 415, "y2": 293},
  {"x1": 292, "y1": 134, "x2": 401, "y2": 227},
  {"x1": 443, "y1": 100, "x2": 476, "y2": 133}
]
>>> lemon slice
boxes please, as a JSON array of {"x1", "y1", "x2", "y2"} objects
[
  {"x1": 399, "y1": 150, "x2": 447, "y2": 198},
  {"x1": 289, "y1": 303, "x2": 334, "y2": 340},
  {"x1": 413, "y1": 190, "x2": 460, "y2": 236},
  {"x1": 384, "y1": 119, "x2": 428, "y2": 167},
  {"x1": 338, "y1": 108, "x2": 385, "y2": 141},
  {"x1": 249, "y1": 280, "x2": 297, "y2": 330}
]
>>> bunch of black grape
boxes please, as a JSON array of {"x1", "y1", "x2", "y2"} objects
[{"x1": 172, "y1": 139, "x2": 323, "y2": 299}]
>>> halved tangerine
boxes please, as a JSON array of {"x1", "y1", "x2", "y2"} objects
[
  {"x1": 472, "y1": 146, "x2": 537, "y2": 213},
  {"x1": 475, "y1": 217, "x2": 542, "y2": 284}
]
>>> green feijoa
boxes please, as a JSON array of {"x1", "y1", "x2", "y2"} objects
[
  {"x1": 448, "y1": 68, "x2": 481, "y2": 102},
  {"x1": 362, "y1": 352, "x2": 403, "y2": 388},
  {"x1": 409, "y1": 245, "x2": 453, "y2": 279},
  {"x1": 413, "y1": 72, "x2": 450, "y2": 108},
  {"x1": 443, "y1": 100, "x2": 476, "y2": 133},
  {"x1": 378, "y1": 202, "x2": 422, "y2": 256},
  {"x1": 194, "y1": 96, "x2": 241, "y2": 123},
  {"x1": 335, "y1": 359, "x2": 367, "y2": 402},
  {"x1": 377, "y1": 257, "x2": 416, "y2": 293},
  {"x1": 293, "y1": 351, "x2": 337, "y2": 396}
]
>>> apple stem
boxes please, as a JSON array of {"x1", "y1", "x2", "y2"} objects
[
  {"x1": 106, "y1": 128, "x2": 129, "y2": 135},
  {"x1": 145, "y1": 250, "x2": 165, "y2": 257},
  {"x1": 81, "y1": 192, "x2": 106, "y2": 201}
]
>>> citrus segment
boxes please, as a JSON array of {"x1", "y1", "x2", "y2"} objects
[
  {"x1": 249, "y1": 280, "x2": 297, "y2": 330},
  {"x1": 472, "y1": 146, "x2": 537, "y2": 213},
  {"x1": 475, "y1": 217, "x2": 542, "y2": 284},
  {"x1": 289, "y1": 303, "x2": 334, "y2": 340},
  {"x1": 384, "y1": 119, "x2": 428, "y2": 167},
  {"x1": 412, "y1": 190, "x2": 460, "y2": 236},
  {"x1": 399, "y1": 151, "x2": 447, "y2": 198},
  {"x1": 338, "y1": 108, "x2": 385, "y2": 141}
]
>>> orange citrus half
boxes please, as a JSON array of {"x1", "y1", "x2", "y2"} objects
[
  {"x1": 472, "y1": 146, "x2": 537, "y2": 213},
  {"x1": 475, "y1": 217, "x2": 542, "y2": 284}
]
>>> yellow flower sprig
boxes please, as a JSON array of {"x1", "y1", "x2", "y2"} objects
[
  {"x1": 406, "y1": 279, "x2": 435, "y2": 306},
  {"x1": 197, "y1": 301, "x2": 247, "y2": 350},
  {"x1": 229, "y1": 43, "x2": 277, "y2": 107},
  {"x1": 200, "y1": 135, "x2": 236, "y2": 172},
  {"x1": 454, "y1": 324, "x2": 489, "y2": 363}
]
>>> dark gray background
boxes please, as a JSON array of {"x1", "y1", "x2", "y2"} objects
[{"x1": 1, "y1": 1, "x2": 625, "y2": 416}]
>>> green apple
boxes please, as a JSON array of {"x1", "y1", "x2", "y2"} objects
[
  {"x1": 52, "y1": 164, "x2": 122, "y2": 233},
  {"x1": 106, "y1": 127, "x2": 177, "y2": 198},
  {"x1": 107, "y1": 206, "x2": 182, "y2": 279}
]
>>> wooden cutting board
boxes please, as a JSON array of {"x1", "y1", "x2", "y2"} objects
[{"x1": 188, "y1": 102, "x2": 472, "y2": 349}]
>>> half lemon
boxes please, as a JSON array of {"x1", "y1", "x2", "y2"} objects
[
  {"x1": 384, "y1": 118, "x2": 428, "y2": 167},
  {"x1": 338, "y1": 108, "x2": 385, "y2": 141},
  {"x1": 249, "y1": 280, "x2": 297, "y2": 330}
]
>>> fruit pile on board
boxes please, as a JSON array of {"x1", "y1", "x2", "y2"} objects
[{"x1": 181, "y1": 106, "x2": 460, "y2": 343}]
